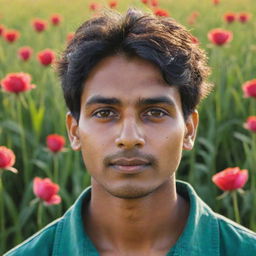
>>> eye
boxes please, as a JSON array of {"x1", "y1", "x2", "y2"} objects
[
  {"x1": 92, "y1": 109, "x2": 117, "y2": 119},
  {"x1": 144, "y1": 108, "x2": 168, "y2": 118}
]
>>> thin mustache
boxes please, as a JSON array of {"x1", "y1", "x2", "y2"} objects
[{"x1": 104, "y1": 151, "x2": 157, "y2": 167}]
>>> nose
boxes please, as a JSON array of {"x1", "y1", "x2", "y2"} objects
[{"x1": 115, "y1": 118, "x2": 145, "y2": 149}]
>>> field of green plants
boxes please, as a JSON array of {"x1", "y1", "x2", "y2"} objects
[{"x1": 0, "y1": 0, "x2": 256, "y2": 253}]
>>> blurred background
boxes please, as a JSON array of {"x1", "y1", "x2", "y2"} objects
[{"x1": 0, "y1": 0, "x2": 255, "y2": 253}]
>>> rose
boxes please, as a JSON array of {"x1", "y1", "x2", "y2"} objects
[
  {"x1": 223, "y1": 12, "x2": 236, "y2": 23},
  {"x1": 33, "y1": 177, "x2": 61, "y2": 205},
  {"x1": 18, "y1": 46, "x2": 33, "y2": 61},
  {"x1": 154, "y1": 8, "x2": 169, "y2": 17},
  {"x1": 3, "y1": 29, "x2": 20, "y2": 43},
  {"x1": 212, "y1": 167, "x2": 248, "y2": 191},
  {"x1": 37, "y1": 49, "x2": 55, "y2": 66},
  {"x1": 50, "y1": 14, "x2": 62, "y2": 26},
  {"x1": 1, "y1": 72, "x2": 36, "y2": 94},
  {"x1": 0, "y1": 146, "x2": 18, "y2": 173},
  {"x1": 46, "y1": 134, "x2": 66, "y2": 153},
  {"x1": 32, "y1": 18, "x2": 47, "y2": 32},
  {"x1": 242, "y1": 79, "x2": 256, "y2": 99},
  {"x1": 208, "y1": 28, "x2": 233, "y2": 46},
  {"x1": 238, "y1": 13, "x2": 251, "y2": 23},
  {"x1": 244, "y1": 116, "x2": 256, "y2": 133}
]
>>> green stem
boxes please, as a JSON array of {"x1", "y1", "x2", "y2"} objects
[
  {"x1": 0, "y1": 171, "x2": 5, "y2": 254},
  {"x1": 37, "y1": 202, "x2": 43, "y2": 230},
  {"x1": 250, "y1": 133, "x2": 256, "y2": 229},
  {"x1": 53, "y1": 154, "x2": 59, "y2": 183},
  {"x1": 231, "y1": 191, "x2": 240, "y2": 224},
  {"x1": 16, "y1": 97, "x2": 29, "y2": 184}
]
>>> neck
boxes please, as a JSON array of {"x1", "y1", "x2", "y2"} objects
[{"x1": 83, "y1": 178, "x2": 189, "y2": 254}]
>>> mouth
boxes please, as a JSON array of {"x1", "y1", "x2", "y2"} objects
[{"x1": 109, "y1": 163, "x2": 151, "y2": 174}]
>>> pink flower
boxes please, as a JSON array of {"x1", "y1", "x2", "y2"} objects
[
  {"x1": 223, "y1": 12, "x2": 236, "y2": 23},
  {"x1": 244, "y1": 116, "x2": 256, "y2": 132},
  {"x1": 50, "y1": 14, "x2": 63, "y2": 26},
  {"x1": 3, "y1": 29, "x2": 20, "y2": 43},
  {"x1": 154, "y1": 8, "x2": 169, "y2": 17},
  {"x1": 32, "y1": 18, "x2": 47, "y2": 32},
  {"x1": 212, "y1": 167, "x2": 248, "y2": 191},
  {"x1": 242, "y1": 79, "x2": 256, "y2": 98},
  {"x1": 212, "y1": 0, "x2": 220, "y2": 5},
  {"x1": 208, "y1": 28, "x2": 233, "y2": 46},
  {"x1": 0, "y1": 24, "x2": 5, "y2": 36},
  {"x1": 18, "y1": 46, "x2": 33, "y2": 61},
  {"x1": 46, "y1": 134, "x2": 65, "y2": 153},
  {"x1": 238, "y1": 12, "x2": 251, "y2": 23},
  {"x1": 1, "y1": 72, "x2": 36, "y2": 94},
  {"x1": 108, "y1": 0, "x2": 117, "y2": 8},
  {"x1": 33, "y1": 177, "x2": 61, "y2": 205},
  {"x1": 150, "y1": 0, "x2": 158, "y2": 7},
  {"x1": 37, "y1": 49, "x2": 55, "y2": 66},
  {"x1": 191, "y1": 35, "x2": 199, "y2": 44},
  {"x1": 66, "y1": 32, "x2": 75, "y2": 42},
  {"x1": 187, "y1": 12, "x2": 200, "y2": 25},
  {"x1": 89, "y1": 2, "x2": 101, "y2": 11},
  {"x1": 0, "y1": 146, "x2": 18, "y2": 173},
  {"x1": 141, "y1": 0, "x2": 148, "y2": 4}
]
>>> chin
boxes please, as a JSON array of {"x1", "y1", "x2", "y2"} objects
[{"x1": 104, "y1": 183, "x2": 158, "y2": 199}]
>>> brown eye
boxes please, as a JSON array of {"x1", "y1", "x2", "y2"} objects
[
  {"x1": 145, "y1": 109, "x2": 167, "y2": 118},
  {"x1": 93, "y1": 109, "x2": 117, "y2": 118}
]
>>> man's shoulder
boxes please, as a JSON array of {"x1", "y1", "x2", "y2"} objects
[
  {"x1": 4, "y1": 217, "x2": 63, "y2": 256},
  {"x1": 214, "y1": 212, "x2": 256, "y2": 255}
]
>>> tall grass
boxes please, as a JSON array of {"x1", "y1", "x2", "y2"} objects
[{"x1": 0, "y1": 0, "x2": 255, "y2": 253}]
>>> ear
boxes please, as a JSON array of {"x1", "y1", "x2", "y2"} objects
[
  {"x1": 66, "y1": 112, "x2": 81, "y2": 151},
  {"x1": 183, "y1": 110, "x2": 199, "y2": 151}
]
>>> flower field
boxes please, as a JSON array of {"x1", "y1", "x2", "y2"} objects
[{"x1": 0, "y1": 0, "x2": 256, "y2": 253}]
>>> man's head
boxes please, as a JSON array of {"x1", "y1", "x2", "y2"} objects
[
  {"x1": 56, "y1": 9, "x2": 213, "y2": 199},
  {"x1": 56, "y1": 8, "x2": 212, "y2": 122}
]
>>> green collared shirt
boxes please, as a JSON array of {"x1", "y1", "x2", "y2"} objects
[{"x1": 5, "y1": 180, "x2": 256, "y2": 256}]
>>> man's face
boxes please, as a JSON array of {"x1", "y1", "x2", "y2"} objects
[{"x1": 67, "y1": 55, "x2": 198, "y2": 199}]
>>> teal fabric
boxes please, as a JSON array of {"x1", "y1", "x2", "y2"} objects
[{"x1": 5, "y1": 180, "x2": 256, "y2": 256}]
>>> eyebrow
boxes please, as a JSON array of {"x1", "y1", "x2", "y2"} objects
[{"x1": 85, "y1": 95, "x2": 176, "y2": 108}]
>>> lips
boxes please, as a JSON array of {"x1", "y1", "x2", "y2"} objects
[{"x1": 110, "y1": 158, "x2": 150, "y2": 166}]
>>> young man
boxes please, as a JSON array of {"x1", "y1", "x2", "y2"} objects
[{"x1": 5, "y1": 8, "x2": 256, "y2": 256}]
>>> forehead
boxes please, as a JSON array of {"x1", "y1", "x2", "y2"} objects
[{"x1": 81, "y1": 54, "x2": 181, "y2": 107}]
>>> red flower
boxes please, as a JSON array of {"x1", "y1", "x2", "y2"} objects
[
  {"x1": 191, "y1": 35, "x2": 199, "y2": 44},
  {"x1": 0, "y1": 24, "x2": 5, "y2": 36},
  {"x1": 18, "y1": 46, "x2": 33, "y2": 61},
  {"x1": 1, "y1": 72, "x2": 36, "y2": 94},
  {"x1": 141, "y1": 0, "x2": 148, "y2": 4},
  {"x1": 37, "y1": 49, "x2": 55, "y2": 66},
  {"x1": 108, "y1": 0, "x2": 117, "y2": 8},
  {"x1": 0, "y1": 146, "x2": 18, "y2": 173},
  {"x1": 187, "y1": 12, "x2": 200, "y2": 25},
  {"x1": 46, "y1": 134, "x2": 65, "y2": 153},
  {"x1": 33, "y1": 177, "x2": 61, "y2": 205},
  {"x1": 242, "y1": 79, "x2": 256, "y2": 99},
  {"x1": 66, "y1": 32, "x2": 75, "y2": 42},
  {"x1": 212, "y1": 167, "x2": 248, "y2": 191},
  {"x1": 223, "y1": 12, "x2": 236, "y2": 23},
  {"x1": 32, "y1": 18, "x2": 47, "y2": 32},
  {"x1": 238, "y1": 12, "x2": 251, "y2": 23},
  {"x1": 212, "y1": 0, "x2": 220, "y2": 5},
  {"x1": 50, "y1": 14, "x2": 63, "y2": 26},
  {"x1": 154, "y1": 8, "x2": 169, "y2": 17},
  {"x1": 89, "y1": 2, "x2": 100, "y2": 11},
  {"x1": 151, "y1": 0, "x2": 158, "y2": 7},
  {"x1": 208, "y1": 28, "x2": 233, "y2": 46},
  {"x1": 244, "y1": 116, "x2": 256, "y2": 132},
  {"x1": 3, "y1": 29, "x2": 20, "y2": 43}
]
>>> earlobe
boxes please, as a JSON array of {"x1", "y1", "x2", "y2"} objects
[
  {"x1": 66, "y1": 112, "x2": 81, "y2": 151},
  {"x1": 182, "y1": 110, "x2": 199, "y2": 151}
]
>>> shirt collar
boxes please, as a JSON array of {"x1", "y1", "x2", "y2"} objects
[{"x1": 53, "y1": 180, "x2": 220, "y2": 256}]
